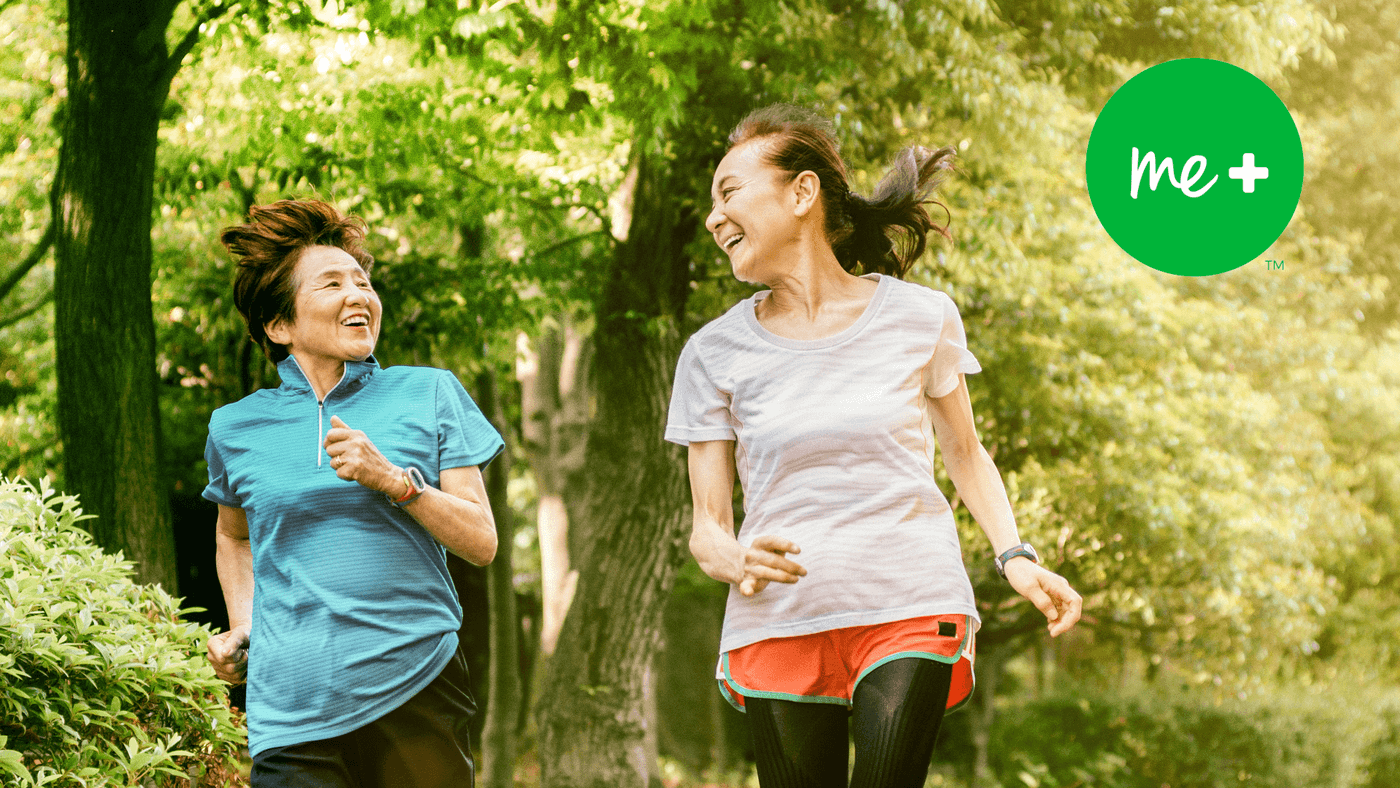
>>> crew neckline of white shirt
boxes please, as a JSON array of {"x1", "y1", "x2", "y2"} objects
[{"x1": 742, "y1": 273, "x2": 891, "y2": 351}]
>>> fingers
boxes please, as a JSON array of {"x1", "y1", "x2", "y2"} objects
[
  {"x1": 1045, "y1": 579, "x2": 1083, "y2": 637},
  {"x1": 206, "y1": 629, "x2": 250, "y2": 684},
  {"x1": 322, "y1": 415, "x2": 384, "y2": 484},
  {"x1": 737, "y1": 538, "x2": 805, "y2": 596},
  {"x1": 746, "y1": 534, "x2": 805, "y2": 576},
  {"x1": 1019, "y1": 579, "x2": 1060, "y2": 625},
  {"x1": 208, "y1": 627, "x2": 249, "y2": 658},
  {"x1": 750, "y1": 534, "x2": 800, "y2": 555},
  {"x1": 749, "y1": 548, "x2": 806, "y2": 576},
  {"x1": 745, "y1": 560, "x2": 804, "y2": 585},
  {"x1": 324, "y1": 415, "x2": 359, "y2": 448},
  {"x1": 1009, "y1": 565, "x2": 1084, "y2": 637}
]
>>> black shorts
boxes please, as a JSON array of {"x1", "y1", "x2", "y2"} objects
[{"x1": 251, "y1": 649, "x2": 477, "y2": 788}]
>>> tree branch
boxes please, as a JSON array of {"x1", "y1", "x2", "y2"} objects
[
  {"x1": 0, "y1": 219, "x2": 54, "y2": 305},
  {"x1": 530, "y1": 230, "x2": 611, "y2": 260},
  {"x1": 158, "y1": 1, "x2": 234, "y2": 95},
  {"x1": 0, "y1": 288, "x2": 53, "y2": 331}
]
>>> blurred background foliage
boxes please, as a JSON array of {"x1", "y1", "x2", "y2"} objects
[{"x1": 2, "y1": 0, "x2": 1398, "y2": 785}]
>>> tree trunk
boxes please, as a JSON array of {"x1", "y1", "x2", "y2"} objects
[
  {"x1": 515, "y1": 320, "x2": 589, "y2": 656},
  {"x1": 971, "y1": 647, "x2": 1006, "y2": 788},
  {"x1": 52, "y1": 0, "x2": 186, "y2": 590},
  {"x1": 477, "y1": 370, "x2": 521, "y2": 788},
  {"x1": 537, "y1": 150, "x2": 694, "y2": 788}
]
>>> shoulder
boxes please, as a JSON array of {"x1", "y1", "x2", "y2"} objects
[
  {"x1": 374, "y1": 364, "x2": 461, "y2": 394},
  {"x1": 376, "y1": 364, "x2": 449, "y2": 381},
  {"x1": 877, "y1": 277, "x2": 958, "y2": 332},
  {"x1": 208, "y1": 388, "x2": 278, "y2": 433},
  {"x1": 883, "y1": 276, "x2": 953, "y2": 310},
  {"x1": 375, "y1": 363, "x2": 445, "y2": 383},
  {"x1": 682, "y1": 297, "x2": 754, "y2": 354}
]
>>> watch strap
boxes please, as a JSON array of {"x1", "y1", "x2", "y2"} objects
[
  {"x1": 389, "y1": 466, "x2": 427, "y2": 507},
  {"x1": 995, "y1": 542, "x2": 1039, "y2": 579}
]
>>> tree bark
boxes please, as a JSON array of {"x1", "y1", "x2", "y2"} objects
[
  {"x1": 515, "y1": 320, "x2": 590, "y2": 656},
  {"x1": 971, "y1": 647, "x2": 1007, "y2": 788},
  {"x1": 536, "y1": 149, "x2": 694, "y2": 788},
  {"x1": 477, "y1": 370, "x2": 521, "y2": 788},
  {"x1": 52, "y1": 0, "x2": 188, "y2": 589}
]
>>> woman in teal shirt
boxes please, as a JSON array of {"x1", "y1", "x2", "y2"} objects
[{"x1": 203, "y1": 199, "x2": 503, "y2": 787}]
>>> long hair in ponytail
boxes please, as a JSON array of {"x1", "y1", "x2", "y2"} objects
[{"x1": 727, "y1": 105, "x2": 955, "y2": 279}]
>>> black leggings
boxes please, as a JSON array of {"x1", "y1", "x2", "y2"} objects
[{"x1": 746, "y1": 657, "x2": 954, "y2": 788}]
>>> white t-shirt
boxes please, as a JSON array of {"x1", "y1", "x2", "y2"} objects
[{"x1": 665, "y1": 273, "x2": 985, "y2": 652}]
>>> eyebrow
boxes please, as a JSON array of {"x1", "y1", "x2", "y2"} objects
[
  {"x1": 711, "y1": 175, "x2": 737, "y2": 199},
  {"x1": 310, "y1": 265, "x2": 369, "y2": 282}
]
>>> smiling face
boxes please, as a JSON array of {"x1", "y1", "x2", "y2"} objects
[
  {"x1": 265, "y1": 245, "x2": 381, "y2": 367},
  {"x1": 705, "y1": 140, "x2": 813, "y2": 283}
]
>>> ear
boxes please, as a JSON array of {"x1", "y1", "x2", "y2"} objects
[
  {"x1": 264, "y1": 316, "x2": 292, "y2": 347},
  {"x1": 791, "y1": 170, "x2": 822, "y2": 218}
]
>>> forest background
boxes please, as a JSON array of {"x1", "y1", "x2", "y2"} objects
[{"x1": 1, "y1": 0, "x2": 1399, "y2": 786}]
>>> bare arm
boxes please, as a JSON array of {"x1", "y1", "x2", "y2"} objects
[
  {"x1": 208, "y1": 504, "x2": 252, "y2": 683},
  {"x1": 928, "y1": 374, "x2": 1082, "y2": 636},
  {"x1": 687, "y1": 439, "x2": 805, "y2": 596},
  {"x1": 324, "y1": 415, "x2": 496, "y2": 565},
  {"x1": 400, "y1": 464, "x2": 497, "y2": 566}
]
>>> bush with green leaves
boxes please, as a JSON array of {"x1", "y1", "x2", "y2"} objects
[
  {"x1": 0, "y1": 478, "x2": 245, "y2": 786},
  {"x1": 984, "y1": 689, "x2": 1400, "y2": 788}
]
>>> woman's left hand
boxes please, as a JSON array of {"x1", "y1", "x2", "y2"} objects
[
  {"x1": 1004, "y1": 559, "x2": 1082, "y2": 637},
  {"x1": 325, "y1": 415, "x2": 403, "y2": 496}
]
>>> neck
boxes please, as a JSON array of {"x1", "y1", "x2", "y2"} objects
[
  {"x1": 289, "y1": 352, "x2": 347, "y2": 401},
  {"x1": 759, "y1": 239, "x2": 867, "y2": 320}
]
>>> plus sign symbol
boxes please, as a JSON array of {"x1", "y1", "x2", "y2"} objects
[
  {"x1": 1229, "y1": 154, "x2": 1269, "y2": 194},
  {"x1": 1086, "y1": 59, "x2": 1305, "y2": 276}
]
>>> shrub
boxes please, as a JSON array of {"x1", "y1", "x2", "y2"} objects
[
  {"x1": 986, "y1": 688, "x2": 1400, "y2": 788},
  {"x1": 0, "y1": 478, "x2": 245, "y2": 787}
]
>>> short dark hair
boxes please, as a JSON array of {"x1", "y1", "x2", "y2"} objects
[
  {"x1": 729, "y1": 104, "x2": 955, "y2": 279},
  {"x1": 220, "y1": 199, "x2": 374, "y2": 362}
]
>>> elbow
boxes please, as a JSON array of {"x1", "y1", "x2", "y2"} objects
[
  {"x1": 481, "y1": 530, "x2": 499, "y2": 565},
  {"x1": 943, "y1": 437, "x2": 988, "y2": 472},
  {"x1": 463, "y1": 528, "x2": 498, "y2": 567},
  {"x1": 214, "y1": 530, "x2": 249, "y2": 556}
]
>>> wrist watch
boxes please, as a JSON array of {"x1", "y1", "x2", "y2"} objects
[
  {"x1": 994, "y1": 542, "x2": 1039, "y2": 579},
  {"x1": 388, "y1": 466, "x2": 427, "y2": 507}
]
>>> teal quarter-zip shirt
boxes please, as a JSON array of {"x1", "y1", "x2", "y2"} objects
[{"x1": 202, "y1": 355, "x2": 503, "y2": 756}]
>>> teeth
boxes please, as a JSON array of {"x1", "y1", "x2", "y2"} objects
[{"x1": 725, "y1": 234, "x2": 744, "y2": 250}]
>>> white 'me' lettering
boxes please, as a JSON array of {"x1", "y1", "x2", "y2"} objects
[{"x1": 1130, "y1": 147, "x2": 1219, "y2": 199}]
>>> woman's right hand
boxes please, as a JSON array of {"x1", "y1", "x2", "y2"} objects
[
  {"x1": 737, "y1": 535, "x2": 807, "y2": 596},
  {"x1": 207, "y1": 623, "x2": 250, "y2": 684}
]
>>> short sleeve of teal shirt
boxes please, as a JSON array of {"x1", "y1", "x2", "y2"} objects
[
  {"x1": 201, "y1": 359, "x2": 503, "y2": 756},
  {"x1": 435, "y1": 371, "x2": 503, "y2": 470}
]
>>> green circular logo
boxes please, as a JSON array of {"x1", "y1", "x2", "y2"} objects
[{"x1": 1086, "y1": 59, "x2": 1303, "y2": 276}]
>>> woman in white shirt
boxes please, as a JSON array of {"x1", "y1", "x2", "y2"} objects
[{"x1": 665, "y1": 105, "x2": 1082, "y2": 787}]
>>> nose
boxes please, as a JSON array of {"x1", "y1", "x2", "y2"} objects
[
  {"x1": 344, "y1": 282, "x2": 371, "y2": 307},
  {"x1": 704, "y1": 202, "x2": 725, "y2": 236}
]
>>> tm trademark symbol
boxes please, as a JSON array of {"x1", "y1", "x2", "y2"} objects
[{"x1": 1267, "y1": 259, "x2": 1285, "y2": 271}]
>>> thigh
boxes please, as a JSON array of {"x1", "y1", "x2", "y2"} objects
[
  {"x1": 351, "y1": 649, "x2": 478, "y2": 788},
  {"x1": 746, "y1": 697, "x2": 850, "y2": 788},
  {"x1": 849, "y1": 657, "x2": 953, "y2": 788},
  {"x1": 251, "y1": 738, "x2": 358, "y2": 788}
]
